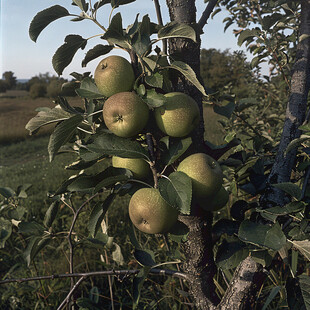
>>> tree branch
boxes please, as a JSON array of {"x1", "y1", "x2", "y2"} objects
[
  {"x1": 198, "y1": 0, "x2": 219, "y2": 30},
  {"x1": 217, "y1": 257, "x2": 266, "y2": 310},
  {"x1": 0, "y1": 268, "x2": 188, "y2": 285},
  {"x1": 57, "y1": 276, "x2": 86, "y2": 310},
  {"x1": 260, "y1": 0, "x2": 310, "y2": 207}
]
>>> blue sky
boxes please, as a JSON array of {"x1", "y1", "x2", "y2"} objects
[{"x1": 0, "y1": 0, "x2": 252, "y2": 80}]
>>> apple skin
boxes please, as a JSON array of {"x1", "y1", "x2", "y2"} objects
[
  {"x1": 94, "y1": 55, "x2": 135, "y2": 98},
  {"x1": 129, "y1": 188, "x2": 179, "y2": 234},
  {"x1": 200, "y1": 186, "x2": 229, "y2": 211},
  {"x1": 177, "y1": 153, "x2": 223, "y2": 200},
  {"x1": 154, "y1": 92, "x2": 200, "y2": 137},
  {"x1": 103, "y1": 92, "x2": 149, "y2": 137},
  {"x1": 112, "y1": 156, "x2": 150, "y2": 179}
]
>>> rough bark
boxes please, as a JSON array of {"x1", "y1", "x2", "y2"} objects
[
  {"x1": 217, "y1": 257, "x2": 265, "y2": 310},
  {"x1": 260, "y1": 0, "x2": 310, "y2": 207},
  {"x1": 166, "y1": 0, "x2": 205, "y2": 152}
]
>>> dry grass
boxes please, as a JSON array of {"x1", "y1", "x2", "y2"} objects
[{"x1": 0, "y1": 93, "x2": 82, "y2": 144}]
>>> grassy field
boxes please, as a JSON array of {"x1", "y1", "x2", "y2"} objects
[{"x1": 0, "y1": 91, "x2": 82, "y2": 144}]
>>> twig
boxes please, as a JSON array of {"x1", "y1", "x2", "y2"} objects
[
  {"x1": 0, "y1": 268, "x2": 188, "y2": 285},
  {"x1": 153, "y1": 0, "x2": 167, "y2": 54},
  {"x1": 198, "y1": 0, "x2": 219, "y2": 30},
  {"x1": 57, "y1": 276, "x2": 86, "y2": 310},
  {"x1": 67, "y1": 193, "x2": 100, "y2": 290}
]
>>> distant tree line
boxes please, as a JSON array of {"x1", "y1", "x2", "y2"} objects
[{"x1": 0, "y1": 71, "x2": 76, "y2": 98}]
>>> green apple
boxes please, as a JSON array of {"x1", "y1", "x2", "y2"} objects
[
  {"x1": 103, "y1": 91, "x2": 149, "y2": 137},
  {"x1": 129, "y1": 188, "x2": 179, "y2": 234},
  {"x1": 94, "y1": 55, "x2": 135, "y2": 98},
  {"x1": 177, "y1": 153, "x2": 223, "y2": 200},
  {"x1": 154, "y1": 92, "x2": 200, "y2": 137},
  {"x1": 200, "y1": 186, "x2": 229, "y2": 211},
  {"x1": 112, "y1": 156, "x2": 150, "y2": 179}
]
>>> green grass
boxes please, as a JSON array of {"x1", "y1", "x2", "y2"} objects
[
  {"x1": 0, "y1": 136, "x2": 76, "y2": 218},
  {"x1": 0, "y1": 94, "x2": 82, "y2": 144}
]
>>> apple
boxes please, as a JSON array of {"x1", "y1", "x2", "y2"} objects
[
  {"x1": 177, "y1": 153, "x2": 223, "y2": 200},
  {"x1": 112, "y1": 156, "x2": 150, "y2": 179},
  {"x1": 128, "y1": 188, "x2": 179, "y2": 234},
  {"x1": 103, "y1": 91, "x2": 149, "y2": 137},
  {"x1": 154, "y1": 92, "x2": 200, "y2": 137},
  {"x1": 200, "y1": 186, "x2": 229, "y2": 211},
  {"x1": 94, "y1": 55, "x2": 135, "y2": 98}
]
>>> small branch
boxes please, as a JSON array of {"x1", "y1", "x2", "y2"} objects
[
  {"x1": 146, "y1": 132, "x2": 159, "y2": 188},
  {"x1": 198, "y1": 0, "x2": 219, "y2": 30},
  {"x1": 57, "y1": 276, "x2": 86, "y2": 310},
  {"x1": 0, "y1": 268, "x2": 188, "y2": 285},
  {"x1": 153, "y1": 0, "x2": 167, "y2": 54}
]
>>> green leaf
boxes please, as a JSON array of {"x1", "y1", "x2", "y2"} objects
[
  {"x1": 88, "y1": 194, "x2": 116, "y2": 237},
  {"x1": 237, "y1": 28, "x2": 260, "y2": 46},
  {"x1": 102, "y1": 13, "x2": 129, "y2": 48},
  {"x1": 81, "y1": 44, "x2": 114, "y2": 67},
  {"x1": 213, "y1": 102, "x2": 235, "y2": 119},
  {"x1": 29, "y1": 5, "x2": 70, "y2": 42},
  {"x1": 72, "y1": 0, "x2": 88, "y2": 11},
  {"x1": 18, "y1": 221, "x2": 45, "y2": 236},
  {"x1": 258, "y1": 201, "x2": 305, "y2": 216},
  {"x1": 93, "y1": 167, "x2": 132, "y2": 193},
  {"x1": 25, "y1": 107, "x2": 71, "y2": 135},
  {"x1": 8, "y1": 206, "x2": 26, "y2": 221},
  {"x1": 157, "y1": 21, "x2": 196, "y2": 42},
  {"x1": 24, "y1": 236, "x2": 51, "y2": 266},
  {"x1": 285, "y1": 135, "x2": 310, "y2": 155},
  {"x1": 143, "y1": 89, "x2": 166, "y2": 108},
  {"x1": 145, "y1": 72, "x2": 164, "y2": 89},
  {"x1": 43, "y1": 201, "x2": 59, "y2": 228},
  {"x1": 131, "y1": 15, "x2": 152, "y2": 56},
  {"x1": 158, "y1": 171, "x2": 192, "y2": 215},
  {"x1": 75, "y1": 77, "x2": 104, "y2": 99},
  {"x1": 216, "y1": 240, "x2": 249, "y2": 270},
  {"x1": 48, "y1": 114, "x2": 84, "y2": 161},
  {"x1": 0, "y1": 218, "x2": 12, "y2": 248},
  {"x1": 0, "y1": 187, "x2": 16, "y2": 199},
  {"x1": 299, "y1": 275, "x2": 310, "y2": 310},
  {"x1": 163, "y1": 137, "x2": 192, "y2": 166},
  {"x1": 89, "y1": 286, "x2": 100, "y2": 304},
  {"x1": 289, "y1": 240, "x2": 310, "y2": 261},
  {"x1": 134, "y1": 249, "x2": 156, "y2": 266},
  {"x1": 55, "y1": 96, "x2": 82, "y2": 115},
  {"x1": 272, "y1": 182, "x2": 302, "y2": 200},
  {"x1": 238, "y1": 220, "x2": 286, "y2": 251},
  {"x1": 262, "y1": 287, "x2": 281, "y2": 310},
  {"x1": 52, "y1": 35, "x2": 87, "y2": 75},
  {"x1": 82, "y1": 132, "x2": 150, "y2": 161},
  {"x1": 169, "y1": 61, "x2": 207, "y2": 96}
]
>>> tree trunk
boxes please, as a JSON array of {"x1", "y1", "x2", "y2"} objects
[
  {"x1": 166, "y1": 1, "x2": 219, "y2": 307},
  {"x1": 260, "y1": 0, "x2": 310, "y2": 207}
]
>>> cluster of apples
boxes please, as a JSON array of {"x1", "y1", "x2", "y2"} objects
[{"x1": 94, "y1": 55, "x2": 228, "y2": 235}]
